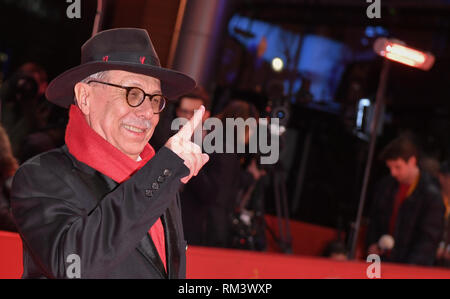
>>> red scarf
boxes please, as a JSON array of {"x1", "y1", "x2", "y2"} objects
[{"x1": 65, "y1": 105, "x2": 166, "y2": 271}]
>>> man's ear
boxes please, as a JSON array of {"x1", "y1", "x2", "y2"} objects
[
  {"x1": 408, "y1": 156, "x2": 417, "y2": 166},
  {"x1": 74, "y1": 82, "x2": 91, "y2": 115}
]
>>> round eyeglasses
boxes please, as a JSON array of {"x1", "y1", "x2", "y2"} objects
[{"x1": 87, "y1": 80, "x2": 167, "y2": 114}]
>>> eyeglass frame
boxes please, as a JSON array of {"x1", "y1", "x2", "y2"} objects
[{"x1": 86, "y1": 80, "x2": 167, "y2": 113}]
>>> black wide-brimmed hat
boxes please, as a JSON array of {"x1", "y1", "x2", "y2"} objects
[{"x1": 46, "y1": 28, "x2": 196, "y2": 108}]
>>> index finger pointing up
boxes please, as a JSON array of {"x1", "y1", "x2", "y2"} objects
[{"x1": 177, "y1": 105, "x2": 205, "y2": 140}]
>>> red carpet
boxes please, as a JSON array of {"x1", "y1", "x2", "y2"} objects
[{"x1": 2, "y1": 230, "x2": 450, "y2": 279}]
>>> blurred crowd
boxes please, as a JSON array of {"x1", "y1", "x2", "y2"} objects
[
  {"x1": 0, "y1": 62, "x2": 449, "y2": 269},
  {"x1": 1, "y1": 62, "x2": 67, "y2": 232}
]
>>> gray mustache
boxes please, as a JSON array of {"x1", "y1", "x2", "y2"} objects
[{"x1": 122, "y1": 119, "x2": 152, "y2": 130}]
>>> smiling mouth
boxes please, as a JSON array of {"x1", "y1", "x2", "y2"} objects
[{"x1": 123, "y1": 124, "x2": 146, "y2": 133}]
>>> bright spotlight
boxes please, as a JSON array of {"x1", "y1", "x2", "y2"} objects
[{"x1": 271, "y1": 57, "x2": 284, "y2": 72}]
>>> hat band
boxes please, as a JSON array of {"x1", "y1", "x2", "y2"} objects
[{"x1": 83, "y1": 52, "x2": 160, "y2": 67}]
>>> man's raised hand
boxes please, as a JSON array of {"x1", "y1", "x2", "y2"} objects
[{"x1": 165, "y1": 105, "x2": 209, "y2": 183}]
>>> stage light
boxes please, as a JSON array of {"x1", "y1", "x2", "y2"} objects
[
  {"x1": 373, "y1": 38, "x2": 435, "y2": 70},
  {"x1": 271, "y1": 57, "x2": 284, "y2": 72}
]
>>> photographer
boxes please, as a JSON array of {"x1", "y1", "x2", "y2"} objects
[{"x1": 1, "y1": 63, "x2": 64, "y2": 163}]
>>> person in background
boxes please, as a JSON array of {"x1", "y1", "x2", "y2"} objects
[
  {"x1": 436, "y1": 161, "x2": 450, "y2": 267},
  {"x1": 366, "y1": 136, "x2": 445, "y2": 266},
  {"x1": 168, "y1": 86, "x2": 213, "y2": 245},
  {"x1": 0, "y1": 62, "x2": 65, "y2": 163},
  {"x1": 0, "y1": 124, "x2": 18, "y2": 232},
  {"x1": 151, "y1": 86, "x2": 211, "y2": 151},
  {"x1": 192, "y1": 100, "x2": 264, "y2": 248},
  {"x1": 175, "y1": 86, "x2": 211, "y2": 122},
  {"x1": 0, "y1": 63, "x2": 49, "y2": 159}
]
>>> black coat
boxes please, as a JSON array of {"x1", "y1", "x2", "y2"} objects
[
  {"x1": 11, "y1": 145, "x2": 189, "y2": 278},
  {"x1": 366, "y1": 171, "x2": 445, "y2": 266}
]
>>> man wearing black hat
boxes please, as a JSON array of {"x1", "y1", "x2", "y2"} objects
[{"x1": 10, "y1": 28, "x2": 209, "y2": 278}]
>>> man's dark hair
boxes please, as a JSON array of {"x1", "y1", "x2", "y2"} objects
[
  {"x1": 216, "y1": 99, "x2": 259, "y2": 121},
  {"x1": 378, "y1": 136, "x2": 419, "y2": 162},
  {"x1": 176, "y1": 86, "x2": 211, "y2": 110}
]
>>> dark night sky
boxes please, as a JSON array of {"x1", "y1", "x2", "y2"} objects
[{"x1": 0, "y1": 0, "x2": 97, "y2": 80}]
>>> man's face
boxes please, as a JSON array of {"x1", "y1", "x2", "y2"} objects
[
  {"x1": 77, "y1": 70, "x2": 160, "y2": 160},
  {"x1": 176, "y1": 97, "x2": 209, "y2": 122},
  {"x1": 386, "y1": 157, "x2": 417, "y2": 184}
]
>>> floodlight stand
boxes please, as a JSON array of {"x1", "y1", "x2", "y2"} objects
[{"x1": 348, "y1": 59, "x2": 390, "y2": 260}]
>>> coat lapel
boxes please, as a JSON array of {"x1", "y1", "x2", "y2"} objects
[
  {"x1": 136, "y1": 201, "x2": 181, "y2": 279},
  {"x1": 136, "y1": 232, "x2": 168, "y2": 279}
]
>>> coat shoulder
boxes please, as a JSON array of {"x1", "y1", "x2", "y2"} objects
[
  {"x1": 11, "y1": 146, "x2": 77, "y2": 200},
  {"x1": 419, "y1": 171, "x2": 442, "y2": 201},
  {"x1": 19, "y1": 146, "x2": 73, "y2": 171}
]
